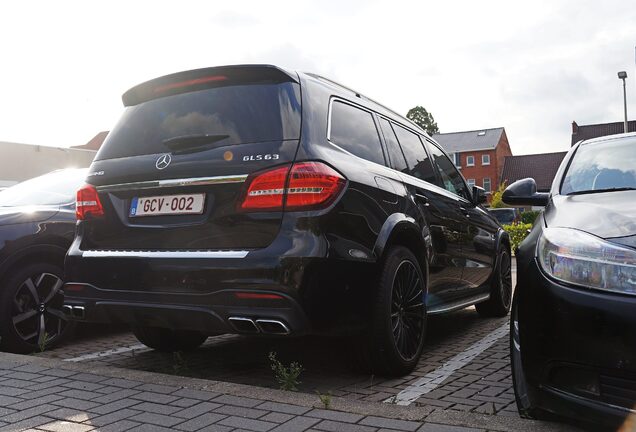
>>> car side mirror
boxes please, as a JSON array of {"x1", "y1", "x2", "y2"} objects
[
  {"x1": 472, "y1": 186, "x2": 487, "y2": 205},
  {"x1": 502, "y1": 178, "x2": 549, "y2": 206}
]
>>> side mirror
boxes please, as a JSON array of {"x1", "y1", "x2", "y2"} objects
[
  {"x1": 472, "y1": 186, "x2": 487, "y2": 205},
  {"x1": 502, "y1": 178, "x2": 549, "y2": 206}
]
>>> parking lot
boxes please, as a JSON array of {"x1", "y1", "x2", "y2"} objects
[{"x1": 32, "y1": 265, "x2": 519, "y2": 421}]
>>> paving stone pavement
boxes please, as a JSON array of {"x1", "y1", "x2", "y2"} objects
[{"x1": 0, "y1": 352, "x2": 575, "y2": 432}]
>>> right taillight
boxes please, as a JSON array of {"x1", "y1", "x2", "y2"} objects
[
  {"x1": 76, "y1": 184, "x2": 104, "y2": 220},
  {"x1": 239, "y1": 162, "x2": 346, "y2": 212}
]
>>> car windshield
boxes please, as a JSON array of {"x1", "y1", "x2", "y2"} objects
[
  {"x1": 490, "y1": 209, "x2": 515, "y2": 224},
  {"x1": 0, "y1": 169, "x2": 86, "y2": 207},
  {"x1": 561, "y1": 137, "x2": 636, "y2": 195}
]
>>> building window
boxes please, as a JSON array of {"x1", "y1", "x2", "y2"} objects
[
  {"x1": 467, "y1": 178, "x2": 476, "y2": 188},
  {"x1": 466, "y1": 155, "x2": 475, "y2": 166},
  {"x1": 483, "y1": 177, "x2": 491, "y2": 192},
  {"x1": 482, "y1": 154, "x2": 490, "y2": 165}
]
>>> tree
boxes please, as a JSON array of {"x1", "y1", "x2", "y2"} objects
[
  {"x1": 489, "y1": 182, "x2": 507, "y2": 209},
  {"x1": 406, "y1": 106, "x2": 439, "y2": 135}
]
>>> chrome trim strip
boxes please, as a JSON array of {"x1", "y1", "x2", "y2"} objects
[
  {"x1": 428, "y1": 294, "x2": 490, "y2": 315},
  {"x1": 82, "y1": 250, "x2": 249, "y2": 259},
  {"x1": 96, "y1": 174, "x2": 249, "y2": 192}
]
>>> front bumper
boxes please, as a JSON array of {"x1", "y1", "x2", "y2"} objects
[{"x1": 517, "y1": 259, "x2": 636, "y2": 427}]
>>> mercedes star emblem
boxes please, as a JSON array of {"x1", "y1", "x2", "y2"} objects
[{"x1": 156, "y1": 154, "x2": 172, "y2": 170}]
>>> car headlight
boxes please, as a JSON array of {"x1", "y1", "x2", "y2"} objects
[{"x1": 538, "y1": 227, "x2": 636, "y2": 295}]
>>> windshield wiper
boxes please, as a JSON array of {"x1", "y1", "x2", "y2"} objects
[
  {"x1": 568, "y1": 187, "x2": 636, "y2": 196},
  {"x1": 162, "y1": 134, "x2": 230, "y2": 154}
]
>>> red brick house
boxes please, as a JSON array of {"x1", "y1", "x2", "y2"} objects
[
  {"x1": 432, "y1": 127, "x2": 512, "y2": 197},
  {"x1": 571, "y1": 120, "x2": 636, "y2": 145}
]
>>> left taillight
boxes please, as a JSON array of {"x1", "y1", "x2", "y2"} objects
[{"x1": 76, "y1": 184, "x2": 104, "y2": 220}]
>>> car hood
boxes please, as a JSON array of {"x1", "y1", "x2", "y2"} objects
[
  {"x1": 545, "y1": 190, "x2": 636, "y2": 239},
  {"x1": 0, "y1": 205, "x2": 60, "y2": 226}
]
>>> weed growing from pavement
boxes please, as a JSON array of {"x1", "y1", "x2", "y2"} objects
[
  {"x1": 269, "y1": 351, "x2": 303, "y2": 391},
  {"x1": 316, "y1": 390, "x2": 332, "y2": 409},
  {"x1": 38, "y1": 332, "x2": 51, "y2": 353}
]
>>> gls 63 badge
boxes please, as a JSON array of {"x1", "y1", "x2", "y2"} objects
[{"x1": 243, "y1": 154, "x2": 280, "y2": 161}]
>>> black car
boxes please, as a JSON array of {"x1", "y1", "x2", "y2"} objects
[
  {"x1": 505, "y1": 133, "x2": 636, "y2": 428},
  {"x1": 64, "y1": 65, "x2": 510, "y2": 375},
  {"x1": 0, "y1": 169, "x2": 87, "y2": 353},
  {"x1": 488, "y1": 208, "x2": 521, "y2": 225}
]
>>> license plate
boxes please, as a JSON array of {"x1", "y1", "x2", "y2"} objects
[{"x1": 130, "y1": 193, "x2": 205, "y2": 217}]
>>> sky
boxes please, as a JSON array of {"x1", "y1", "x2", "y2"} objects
[{"x1": 1, "y1": 0, "x2": 635, "y2": 155}]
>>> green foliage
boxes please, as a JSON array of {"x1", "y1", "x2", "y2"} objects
[
  {"x1": 38, "y1": 332, "x2": 52, "y2": 353},
  {"x1": 316, "y1": 390, "x2": 332, "y2": 409},
  {"x1": 521, "y1": 210, "x2": 540, "y2": 225},
  {"x1": 503, "y1": 223, "x2": 533, "y2": 251},
  {"x1": 269, "y1": 351, "x2": 303, "y2": 391},
  {"x1": 489, "y1": 182, "x2": 507, "y2": 209},
  {"x1": 406, "y1": 106, "x2": 439, "y2": 135},
  {"x1": 172, "y1": 351, "x2": 189, "y2": 374}
]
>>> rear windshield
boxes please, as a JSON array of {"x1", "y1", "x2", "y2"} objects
[{"x1": 96, "y1": 82, "x2": 302, "y2": 160}]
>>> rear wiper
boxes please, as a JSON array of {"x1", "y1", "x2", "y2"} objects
[
  {"x1": 568, "y1": 187, "x2": 636, "y2": 196},
  {"x1": 162, "y1": 134, "x2": 230, "y2": 154}
]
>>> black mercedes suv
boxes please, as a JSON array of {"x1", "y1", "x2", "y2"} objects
[{"x1": 64, "y1": 65, "x2": 510, "y2": 376}]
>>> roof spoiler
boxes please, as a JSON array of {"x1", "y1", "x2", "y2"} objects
[{"x1": 122, "y1": 64, "x2": 298, "y2": 107}]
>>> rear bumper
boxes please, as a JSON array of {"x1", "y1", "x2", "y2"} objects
[
  {"x1": 517, "y1": 259, "x2": 636, "y2": 427},
  {"x1": 64, "y1": 221, "x2": 376, "y2": 336}
]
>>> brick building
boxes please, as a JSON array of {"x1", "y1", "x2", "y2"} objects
[
  {"x1": 571, "y1": 120, "x2": 636, "y2": 145},
  {"x1": 432, "y1": 127, "x2": 512, "y2": 196}
]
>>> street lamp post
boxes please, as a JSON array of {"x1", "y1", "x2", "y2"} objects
[{"x1": 618, "y1": 71, "x2": 628, "y2": 133}]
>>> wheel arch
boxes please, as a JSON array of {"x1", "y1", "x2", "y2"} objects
[
  {"x1": 373, "y1": 213, "x2": 430, "y2": 290},
  {"x1": 0, "y1": 244, "x2": 68, "y2": 281}
]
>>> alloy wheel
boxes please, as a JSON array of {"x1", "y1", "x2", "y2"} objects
[
  {"x1": 390, "y1": 260, "x2": 425, "y2": 361},
  {"x1": 12, "y1": 273, "x2": 68, "y2": 348}
]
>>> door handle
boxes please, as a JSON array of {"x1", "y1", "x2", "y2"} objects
[
  {"x1": 459, "y1": 207, "x2": 470, "y2": 217},
  {"x1": 415, "y1": 193, "x2": 430, "y2": 206}
]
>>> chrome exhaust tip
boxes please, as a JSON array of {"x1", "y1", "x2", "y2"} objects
[
  {"x1": 62, "y1": 305, "x2": 74, "y2": 317},
  {"x1": 255, "y1": 319, "x2": 290, "y2": 335},
  {"x1": 228, "y1": 317, "x2": 259, "y2": 333},
  {"x1": 71, "y1": 306, "x2": 85, "y2": 319}
]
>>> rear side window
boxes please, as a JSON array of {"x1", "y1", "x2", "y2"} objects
[
  {"x1": 329, "y1": 101, "x2": 385, "y2": 165},
  {"x1": 378, "y1": 118, "x2": 408, "y2": 173},
  {"x1": 96, "y1": 82, "x2": 302, "y2": 160},
  {"x1": 392, "y1": 125, "x2": 436, "y2": 184}
]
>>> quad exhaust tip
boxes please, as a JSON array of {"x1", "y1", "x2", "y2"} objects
[
  {"x1": 62, "y1": 305, "x2": 85, "y2": 319},
  {"x1": 228, "y1": 317, "x2": 290, "y2": 335}
]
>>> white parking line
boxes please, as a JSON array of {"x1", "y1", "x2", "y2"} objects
[
  {"x1": 386, "y1": 322, "x2": 510, "y2": 406},
  {"x1": 63, "y1": 343, "x2": 150, "y2": 362}
]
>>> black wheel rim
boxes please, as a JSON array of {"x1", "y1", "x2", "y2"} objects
[
  {"x1": 499, "y1": 251, "x2": 512, "y2": 309},
  {"x1": 391, "y1": 260, "x2": 425, "y2": 361},
  {"x1": 12, "y1": 273, "x2": 68, "y2": 348}
]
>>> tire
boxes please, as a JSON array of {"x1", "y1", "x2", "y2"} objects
[
  {"x1": 0, "y1": 263, "x2": 75, "y2": 353},
  {"x1": 358, "y1": 246, "x2": 427, "y2": 376},
  {"x1": 510, "y1": 291, "x2": 544, "y2": 419},
  {"x1": 132, "y1": 326, "x2": 207, "y2": 352},
  {"x1": 476, "y1": 245, "x2": 512, "y2": 318}
]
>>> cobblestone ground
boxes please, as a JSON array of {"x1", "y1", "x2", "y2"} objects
[{"x1": 34, "y1": 270, "x2": 518, "y2": 419}]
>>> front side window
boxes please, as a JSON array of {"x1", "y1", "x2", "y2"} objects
[
  {"x1": 392, "y1": 124, "x2": 436, "y2": 183},
  {"x1": 466, "y1": 155, "x2": 475, "y2": 166},
  {"x1": 483, "y1": 177, "x2": 492, "y2": 192},
  {"x1": 426, "y1": 141, "x2": 471, "y2": 200},
  {"x1": 561, "y1": 137, "x2": 636, "y2": 194},
  {"x1": 482, "y1": 154, "x2": 490, "y2": 165},
  {"x1": 329, "y1": 101, "x2": 385, "y2": 165},
  {"x1": 378, "y1": 118, "x2": 408, "y2": 172}
]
